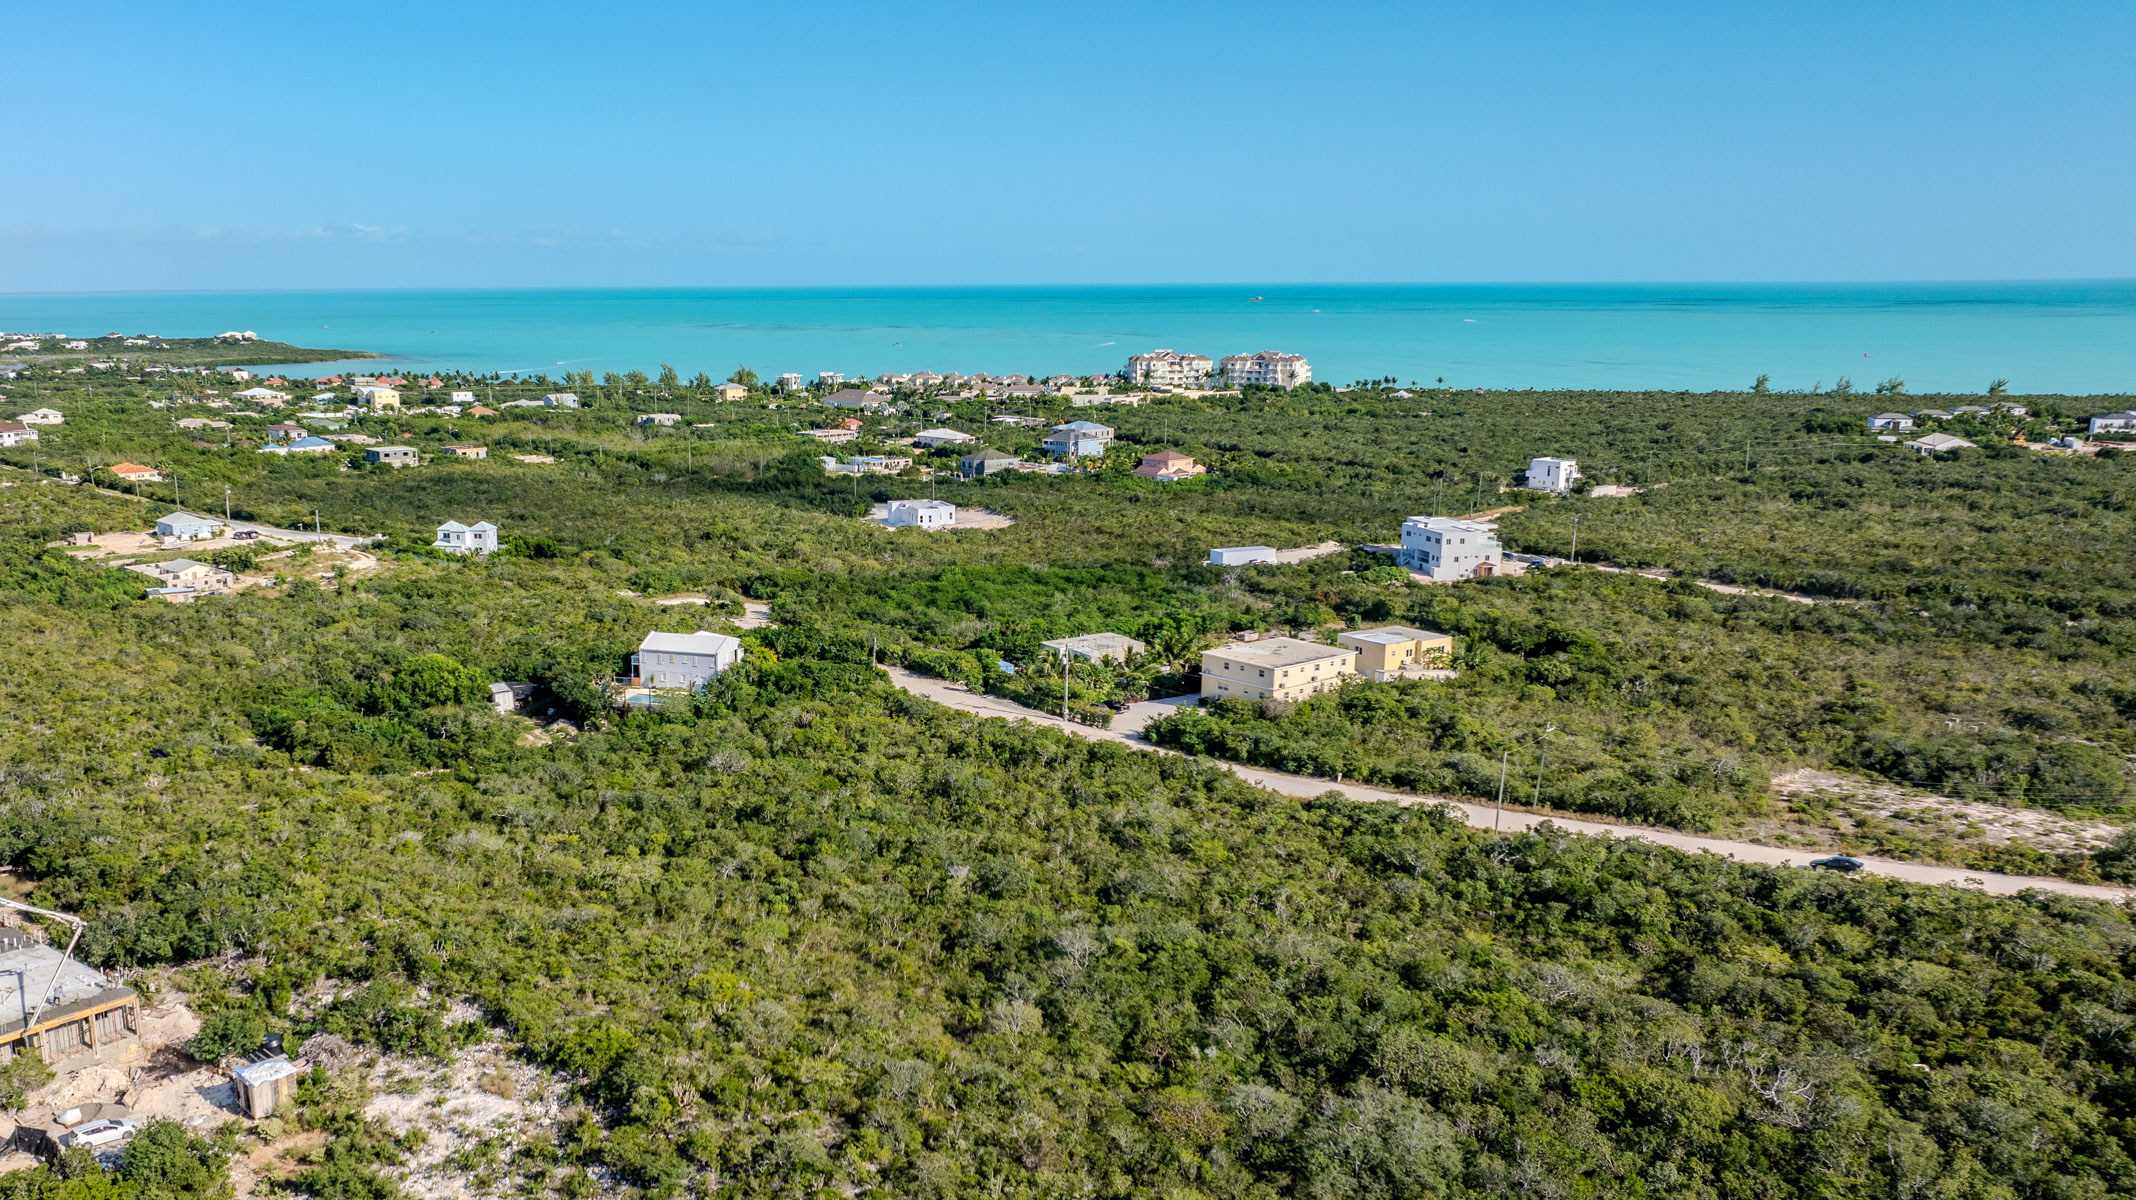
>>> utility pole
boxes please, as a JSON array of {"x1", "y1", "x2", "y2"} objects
[
  {"x1": 1569, "y1": 515, "x2": 1580, "y2": 564},
  {"x1": 1532, "y1": 724, "x2": 1557, "y2": 807},
  {"x1": 224, "y1": 485, "x2": 231, "y2": 523},
  {"x1": 1061, "y1": 647, "x2": 1072, "y2": 719},
  {"x1": 1494, "y1": 751, "x2": 1509, "y2": 832}
]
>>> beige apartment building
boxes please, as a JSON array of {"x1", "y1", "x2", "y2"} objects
[
  {"x1": 1217, "y1": 351, "x2": 1312, "y2": 388},
  {"x1": 1124, "y1": 349, "x2": 1214, "y2": 388},
  {"x1": 1337, "y1": 625, "x2": 1453, "y2": 680},
  {"x1": 1201, "y1": 637, "x2": 1357, "y2": 702}
]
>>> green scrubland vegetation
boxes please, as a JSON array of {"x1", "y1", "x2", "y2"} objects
[{"x1": 0, "y1": 363, "x2": 2134, "y2": 1197}]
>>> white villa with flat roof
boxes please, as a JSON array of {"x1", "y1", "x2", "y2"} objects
[
  {"x1": 1524, "y1": 457, "x2": 1581, "y2": 494},
  {"x1": 1399, "y1": 517, "x2": 1503, "y2": 581},
  {"x1": 2089, "y1": 411, "x2": 2136, "y2": 435}
]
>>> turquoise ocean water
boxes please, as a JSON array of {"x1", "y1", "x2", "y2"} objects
[{"x1": 2, "y1": 283, "x2": 2133, "y2": 395}]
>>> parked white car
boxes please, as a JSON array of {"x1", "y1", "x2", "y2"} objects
[{"x1": 60, "y1": 1118, "x2": 135, "y2": 1150}]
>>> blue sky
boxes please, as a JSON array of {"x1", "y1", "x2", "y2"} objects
[{"x1": 5, "y1": 0, "x2": 2133, "y2": 290}]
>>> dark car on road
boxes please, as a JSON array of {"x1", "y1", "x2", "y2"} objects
[{"x1": 1808, "y1": 855, "x2": 1865, "y2": 873}]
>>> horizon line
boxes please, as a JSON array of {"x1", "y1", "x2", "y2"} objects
[{"x1": 8, "y1": 277, "x2": 2136, "y2": 300}]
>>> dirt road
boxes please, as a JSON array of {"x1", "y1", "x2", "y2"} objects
[{"x1": 883, "y1": 667, "x2": 2130, "y2": 903}]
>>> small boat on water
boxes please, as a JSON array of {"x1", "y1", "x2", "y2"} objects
[{"x1": 1247, "y1": 296, "x2": 1264, "y2": 302}]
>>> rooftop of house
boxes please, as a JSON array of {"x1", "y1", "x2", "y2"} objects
[
  {"x1": 963, "y1": 447, "x2": 1017, "y2": 461},
  {"x1": 158, "y1": 510, "x2": 214, "y2": 524},
  {"x1": 638, "y1": 630, "x2": 742, "y2": 657},
  {"x1": 0, "y1": 936, "x2": 136, "y2": 1037},
  {"x1": 1404, "y1": 516, "x2": 1497, "y2": 535},
  {"x1": 1141, "y1": 450, "x2": 1194, "y2": 463},
  {"x1": 1041, "y1": 632, "x2": 1146, "y2": 656},
  {"x1": 1205, "y1": 636, "x2": 1356, "y2": 668},
  {"x1": 1907, "y1": 433, "x2": 1977, "y2": 450},
  {"x1": 1341, "y1": 625, "x2": 1451, "y2": 646}
]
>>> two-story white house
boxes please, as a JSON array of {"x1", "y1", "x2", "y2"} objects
[
  {"x1": 1524, "y1": 457, "x2": 1581, "y2": 493},
  {"x1": 633, "y1": 630, "x2": 743, "y2": 689},
  {"x1": 2088, "y1": 411, "x2": 2136, "y2": 436},
  {"x1": 434, "y1": 520, "x2": 499, "y2": 555},
  {"x1": 1399, "y1": 516, "x2": 1503, "y2": 581},
  {"x1": 1043, "y1": 420, "x2": 1114, "y2": 458}
]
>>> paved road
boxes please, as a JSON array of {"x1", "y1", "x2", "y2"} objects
[
  {"x1": 884, "y1": 667, "x2": 2131, "y2": 903},
  {"x1": 225, "y1": 519, "x2": 373, "y2": 550}
]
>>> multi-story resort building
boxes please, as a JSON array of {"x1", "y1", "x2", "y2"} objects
[
  {"x1": 1123, "y1": 350, "x2": 1214, "y2": 388},
  {"x1": 1217, "y1": 351, "x2": 1312, "y2": 388}
]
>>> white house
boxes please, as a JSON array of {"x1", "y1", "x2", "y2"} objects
[
  {"x1": 1043, "y1": 420, "x2": 1114, "y2": 458},
  {"x1": 1124, "y1": 350, "x2": 1214, "y2": 388},
  {"x1": 0, "y1": 421, "x2": 36, "y2": 447},
  {"x1": 912, "y1": 427, "x2": 976, "y2": 449},
  {"x1": 1216, "y1": 351, "x2": 1312, "y2": 388},
  {"x1": 1867, "y1": 413, "x2": 1915, "y2": 431},
  {"x1": 155, "y1": 511, "x2": 220, "y2": 541},
  {"x1": 2088, "y1": 411, "x2": 2136, "y2": 436},
  {"x1": 433, "y1": 520, "x2": 499, "y2": 555},
  {"x1": 16, "y1": 408, "x2": 63, "y2": 426},
  {"x1": 218, "y1": 367, "x2": 255, "y2": 382},
  {"x1": 450, "y1": 390, "x2": 476, "y2": 405},
  {"x1": 1398, "y1": 517, "x2": 1503, "y2": 581},
  {"x1": 817, "y1": 372, "x2": 845, "y2": 386},
  {"x1": 884, "y1": 499, "x2": 957, "y2": 529},
  {"x1": 234, "y1": 387, "x2": 290, "y2": 404},
  {"x1": 636, "y1": 412, "x2": 681, "y2": 427},
  {"x1": 1905, "y1": 433, "x2": 1977, "y2": 456},
  {"x1": 777, "y1": 373, "x2": 805, "y2": 392},
  {"x1": 1524, "y1": 457, "x2": 1581, "y2": 494},
  {"x1": 1208, "y1": 546, "x2": 1278, "y2": 566},
  {"x1": 633, "y1": 630, "x2": 744, "y2": 689},
  {"x1": 541, "y1": 393, "x2": 581, "y2": 408}
]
